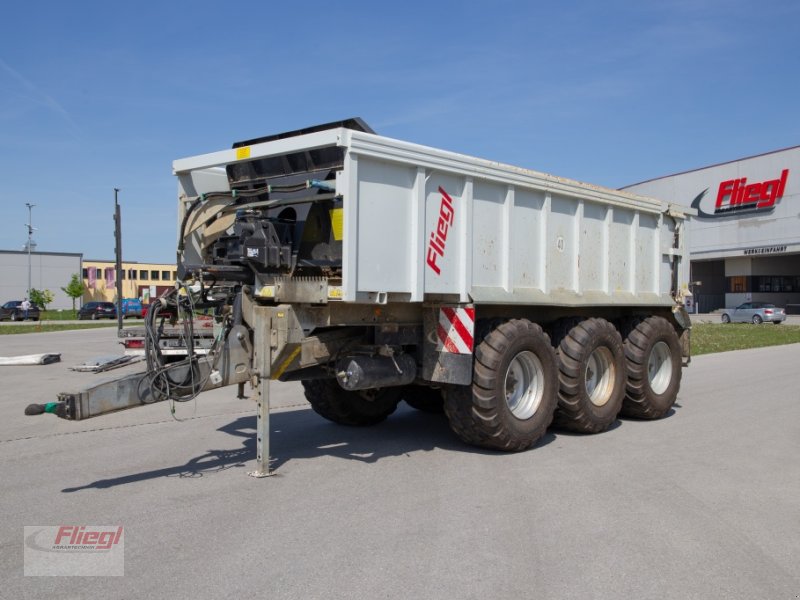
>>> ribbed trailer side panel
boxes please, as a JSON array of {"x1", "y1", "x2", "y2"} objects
[{"x1": 338, "y1": 130, "x2": 687, "y2": 306}]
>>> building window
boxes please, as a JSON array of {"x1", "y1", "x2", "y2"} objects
[
  {"x1": 727, "y1": 276, "x2": 748, "y2": 293},
  {"x1": 128, "y1": 269, "x2": 136, "y2": 279},
  {"x1": 151, "y1": 270, "x2": 160, "y2": 281},
  {"x1": 82, "y1": 268, "x2": 88, "y2": 278},
  {"x1": 752, "y1": 275, "x2": 800, "y2": 294},
  {"x1": 140, "y1": 270, "x2": 148, "y2": 280},
  {"x1": 162, "y1": 270, "x2": 171, "y2": 281}
]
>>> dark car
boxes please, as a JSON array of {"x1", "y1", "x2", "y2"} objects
[
  {"x1": 0, "y1": 300, "x2": 41, "y2": 321},
  {"x1": 78, "y1": 301, "x2": 117, "y2": 320}
]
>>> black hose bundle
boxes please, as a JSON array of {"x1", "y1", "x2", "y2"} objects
[{"x1": 138, "y1": 282, "x2": 226, "y2": 406}]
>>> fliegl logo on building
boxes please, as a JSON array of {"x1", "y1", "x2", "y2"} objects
[{"x1": 691, "y1": 169, "x2": 790, "y2": 218}]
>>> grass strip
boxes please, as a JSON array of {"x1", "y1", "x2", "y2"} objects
[
  {"x1": 0, "y1": 323, "x2": 118, "y2": 335},
  {"x1": 691, "y1": 323, "x2": 800, "y2": 355}
]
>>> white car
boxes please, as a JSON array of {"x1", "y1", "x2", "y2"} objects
[{"x1": 721, "y1": 302, "x2": 786, "y2": 324}]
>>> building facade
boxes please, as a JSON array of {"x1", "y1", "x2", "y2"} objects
[
  {"x1": 623, "y1": 146, "x2": 799, "y2": 313},
  {"x1": 0, "y1": 250, "x2": 83, "y2": 310},
  {"x1": 82, "y1": 260, "x2": 177, "y2": 304}
]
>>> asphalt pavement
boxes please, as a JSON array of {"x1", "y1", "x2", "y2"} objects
[{"x1": 1, "y1": 328, "x2": 799, "y2": 599}]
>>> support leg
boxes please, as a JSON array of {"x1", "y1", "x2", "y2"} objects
[{"x1": 249, "y1": 307, "x2": 273, "y2": 478}]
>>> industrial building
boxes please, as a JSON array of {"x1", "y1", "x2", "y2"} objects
[
  {"x1": 0, "y1": 252, "x2": 177, "y2": 310},
  {"x1": 623, "y1": 146, "x2": 799, "y2": 313},
  {"x1": 0, "y1": 250, "x2": 83, "y2": 310}
]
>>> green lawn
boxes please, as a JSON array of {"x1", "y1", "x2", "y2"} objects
[
  {"x1": 0, "y1": 323, "x2": 117, "y2": 334},
  {"x1": 40, "y1": 309, "x2": 80, "y2": 320},
  {"x1": 691, "y1": 322, "x2": 800, "y2": 355}
]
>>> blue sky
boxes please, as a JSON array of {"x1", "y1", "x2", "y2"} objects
[{"x1": 1, "y1": 0, "x2": 798, "y2": 263}]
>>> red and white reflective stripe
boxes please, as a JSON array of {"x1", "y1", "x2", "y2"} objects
[{"x1": 437, "y1": 306, "x2": 475, "y2": 354}]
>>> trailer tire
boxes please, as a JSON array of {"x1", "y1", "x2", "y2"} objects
[
  {"x1": 620, "y1": 316, "x2": 682, "y2": 419},
  {"x1": 553, "y1": 318, "x2": 625, "y2": 433},
  {"x1": 443, "y1": 319, "x2": 558, "y2": 452},
  {"x1": 403, "y1": 386, "x2": 444, "y2": 413},
  {"x1": 301, "y1": 379, "x2": 400, "y2": 426}
]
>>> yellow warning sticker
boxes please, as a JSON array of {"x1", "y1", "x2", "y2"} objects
[
  {"x1": 329, "y1": 208, "x2": 344, "y2": 241},
  {"x1": 236, "y1": 146, "x2": 251, "y2": 160}
]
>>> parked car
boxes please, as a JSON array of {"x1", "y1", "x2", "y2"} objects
[
  {"x1": 141, "y1": 303, "x2": 175, "y2": 320},
  {"x1": 721, "y1": 302, "x2": 786, "y2": 324},
  {"x1": 78, "y1": 301, "x2": 117, "y2": 320},
  {"x1": 0, "y1": 300, "x2": 41, "y2": 321},
  {"x1": 121, "y1": 298, "x2": 143, "y2": 319}
]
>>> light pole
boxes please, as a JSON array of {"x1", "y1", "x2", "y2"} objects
[
  {"x1": 114, "y1": 188, "x2": 124, "y2": 332},
  {"x1": 24, "y1": 203, "x2": 36, "y2": 298}
]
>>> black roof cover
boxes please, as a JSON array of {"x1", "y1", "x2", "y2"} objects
[{"x1": 232, "y1": 118, "x2": 375, "y2": 149}]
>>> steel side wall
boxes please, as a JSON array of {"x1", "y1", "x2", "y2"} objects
[{"x1": 339, "y1": 131, "x2": 685, "y2": 307}]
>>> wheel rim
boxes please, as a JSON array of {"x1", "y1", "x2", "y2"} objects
[
  {"x1": 647, "y1": 341, "x2": 672, "y2": 395},
  {"x1": 504, "y1": 351, "x2": 545, "y2": 420},
  {"x1": 585, "y1": 347, "x2": 615, "y2": 407}
]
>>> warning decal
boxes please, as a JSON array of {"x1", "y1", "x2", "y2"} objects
[{"x1": 436, "y1": 306, "x2": 475, "y2": 354}]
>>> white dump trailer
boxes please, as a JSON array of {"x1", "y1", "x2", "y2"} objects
[{"x1": 45, "y1": 119, "x2": 693, "y2": 476}]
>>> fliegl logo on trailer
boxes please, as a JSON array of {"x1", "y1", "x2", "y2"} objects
[
  {"x1": 691, "y1": 169, "x2": 790, "y2": 218},
  {"x1": 426, "y1": 187, "x2": 455, "y2": 275}
]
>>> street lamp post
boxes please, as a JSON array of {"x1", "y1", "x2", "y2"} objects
[
  {"x1": 24, "y1": 203, "x2": 36, "y2": 298},
  {"x1": 114, "y1": 189, "x2": 124, "y2": 332}
]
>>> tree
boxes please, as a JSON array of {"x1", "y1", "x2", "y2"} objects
[
  {"x1": 29, "y1": 288, "x2": 55, "y2": 312},
  {"x1": 61, "y1": 273, "x2": 85, "y2": 311}
]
